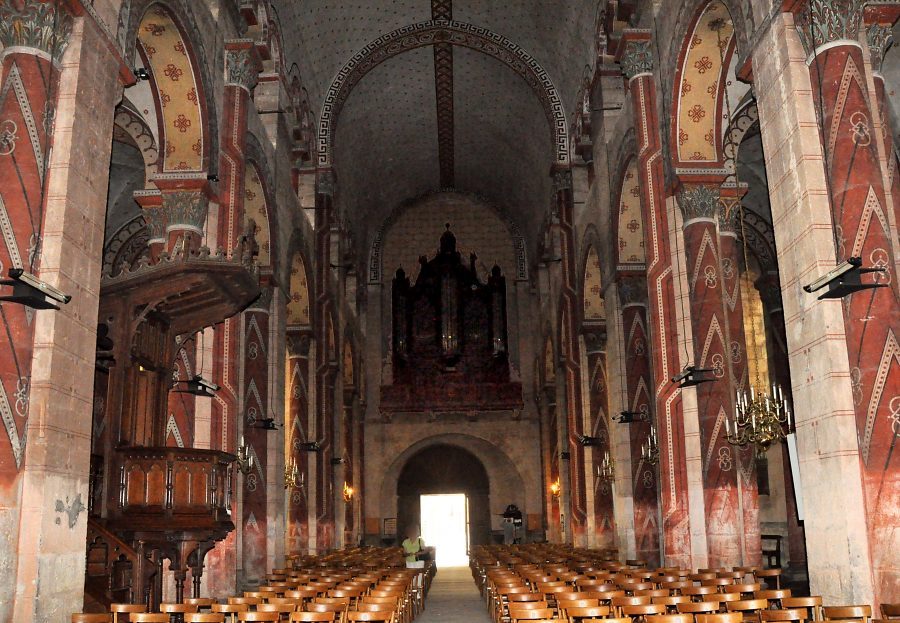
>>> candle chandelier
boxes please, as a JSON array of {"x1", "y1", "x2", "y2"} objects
[
  {"x1": 236, "y1": 436, "x2": 254, "y2": 475},
  {"x1": 597, "y1": 451, "x2": 615, "y2": 483},
  {"x1": 641, "y1": 426, "x2": 659, "y2": 465},
  {"x1": 285, "y1": 457, "x2": 301, "y2": 490}
]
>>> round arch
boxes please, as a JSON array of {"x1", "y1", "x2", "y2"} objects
[
  {"x1": 378, "y1": 433, "x2": 529, "y2": 543},
  {"x1": 317, "y1": 20, "x2": 570, "y2": 170}
]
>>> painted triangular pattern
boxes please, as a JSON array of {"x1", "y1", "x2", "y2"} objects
[
  {"x1": 690, "y1": 228, "x2": 720, "y2": 292},
  {"x1": 698, "y1": 315, "x2": 726, "y2": 369},
  {"x1": 828, "y1": 54, "x2": 872, "y2": 158},
  {"x1": 0, "y1": 380, "x2": 24, "y2": 468},
  {"x1": 851, "y1": 186, "x2": 891, "y2": 258},
  {"x1": 165, "y1": 413, "x2": 185, "y2": 448},
  {"x1": 862, "y1": 329, "x2": 900, "y2": 463},
  {"x1": 704, "y1": 406, "x2": 728, "y2": 478},
  {"x1": 244, "y1": 378, "x2": 265, "y2": 423},
  {"x1": 246, "y1": 512, "x2": 259, "y2": 531},
  {"x1": 245, "y1": 315, "x2": 268, "y2": 359}
]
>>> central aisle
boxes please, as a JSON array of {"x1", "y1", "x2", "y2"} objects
[{"x1": 417, "y1": 566, "x2": 493, "y2": 622}]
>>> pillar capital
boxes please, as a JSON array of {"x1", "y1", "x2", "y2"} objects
[
  {"x1": 617, "y1": 30, "x2": 654, "y2": 81},
  {"x1": 0, "y1": 0, "x2": 73, "y2": 63},
  {"x1": 866, "y1": 22, "x2": 894, "y2": 73},
  {"x1": 788, "y1": 0, "x2": 864, "y2": 57},
  {"x1": 616, "y1": 273, "x2": 648, "y2": 307},
  {"x1": 677, "y1": 184, "x2": 720, "y2": 223},
  {"x1": 224, "y1": 39, "x2": 261, "y2": 92}
]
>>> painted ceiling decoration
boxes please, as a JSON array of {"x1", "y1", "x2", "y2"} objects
[
  {"x1": 674, "y1": 0, "x2": 735, "y2": 164},
  {"x1": 583, "y1": 247, "x2": 606, "y2": 322},
  {"x1": 287, "y1": 252, "x2": 310, "y2": 328},
  {"x1": 244, "y1": 164, "x2": 272, "y2": 268},
  {"x1": 617, "y1": 157, "x2": 645, "y2": 264},
  {"x1": 136, "y1": 5, "x2": 204, "y2": 172}
]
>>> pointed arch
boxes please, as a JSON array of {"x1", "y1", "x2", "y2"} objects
[
  {"x1": 583, "y1": 246, "x2": 606, "y2": 322},
  {"x1": 616, "y1": 155, "x2": 645, "y2": 265},
  {"x1": 244, "y1": 162, "x2": 272, "y2": 269},
  {"x1": 287, "y1": 252, "x2": 311, "y2": 329}
]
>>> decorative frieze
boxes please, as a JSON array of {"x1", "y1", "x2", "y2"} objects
[
  {"x1": 678, "y1": 185, "x2": 720, "y2": 222},
  {"x1": 0, "y1": 0, "x2": 72, "y2": 62},
  {"x1": 794, "y1": 0, "x2": 864, "y2": 56}
]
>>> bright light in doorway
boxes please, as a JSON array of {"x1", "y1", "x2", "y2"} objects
[{"x1": 420, "y1": 493, "x2": 469, "y2": 567}]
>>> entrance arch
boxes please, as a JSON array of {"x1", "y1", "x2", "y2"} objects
[{"x1": 397, "y1": 444, "x2": 491, "y2": 550}]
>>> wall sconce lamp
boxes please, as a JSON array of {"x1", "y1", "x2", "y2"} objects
[
  {"x1": 236, "y1": 436, "x2": 254, "y2": 475},
  {"x1": 297, "y1": 441, "x2": 321, "y2": 452},
  {"x1": 549, "y1": 479, "x2": 561, "y2": 498},
  {"x1": 342, "y1": 481, "x2": 355, "y2": 502},
  {"x1": 172, "y1": 375, "x2": 220, "y2": 397},
  {"x1": 0, "y1": 268, "x2": 71, "y2": 310}
]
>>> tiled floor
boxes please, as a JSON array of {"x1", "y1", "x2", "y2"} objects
[{"x1": 417, "y1": 566, "x2": 492, "y2": 622}]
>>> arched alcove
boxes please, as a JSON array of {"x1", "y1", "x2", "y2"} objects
[{"x1": 396, "y1": 444, "x2": 491, "y2": 550}]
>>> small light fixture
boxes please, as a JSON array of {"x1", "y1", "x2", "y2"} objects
[
  {"x1": 614, "y1": 410, "x2": 649, "y2": 424},
  {"x1": 549, "y1": 479, "x2": 561, "y2": 498},
  {"x1": 297, "y1": 441, "x2": 321, "y2": 452},
  {"x1": 235, "y1": 436, "x2": 254, "y2": 475},
  {"x1": 576, "y1": 434, "x2": 604, "y2": 446},
  {"x1": 642, "y1": 425, "x2": 660, "y2": 466},
  {"x1": 803, "y1": 256, "x2": 886, "y2": 299},
  {"x1": 671, "y1": 365, "x2": 715, "y2": 388},
  {"x1": 342, "y1": 481, "x2": 355, "y2": 502},
  {"x1": 135, "y1": 67, "x2": 151, "y2": 81}
]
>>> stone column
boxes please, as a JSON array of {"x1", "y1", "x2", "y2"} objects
[
  {"x1": 790, "y1": 0, "x2": 900, "y2": 605},
  {"x1": 677, "y1": 184, "x2": 747, "y2": 569},
  {"x1": 617, "y1": 31, "x2": 700, "y2": 568},
  {"x1": 554, "y1": 169, "x2": 589, "y2": 544},
  {"x1": 313, "y1": 171, "x2": 336, "y2": 552},
  {"x1": 751, "y1": 7, "x2": 875, "y2": 605},
  {"x1": 617, "y1": 274, "x2": 662, "y2": 567},
  {"x1": 717, "y1": 193, "x2": 761, "y2": 566},
  {"x1": 864, "y1": 11, "x2": 900, "y2": 277},
  {"x1": 584, "y1": 329, "x2": 615, "y2": 550},
  {"x1": 240, "y1": 289, "x2": 271, "y2": 585},
  {"x1": 0, "y1": 3, "x2": 125, "y2": 620},
  {"x1": 285, "y1": 331, "x2": 311, "y2": 556}
]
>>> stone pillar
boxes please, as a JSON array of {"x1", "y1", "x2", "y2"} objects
[
  {"x1": 677, "y1": 184, "x2": 748, "y2": 569},
  {"x1": 756, "y1": 272, "x2": 808, "y2": 577},
  {"x1": 584, "y1": 329, "x2": 615, "y2": 550},
  {"x1": 285, "y1": 331, "x2": 311, "y2": 556},
  {"x1": 751, "y1": 7, "x2": 875, "y2": 605},
  {"x1": 617, "y1": 274, "x2": 661, "y2": 567},
  {"x1": 554, "y1": 168, "x2": 589, "y2": 545},
  {"x1": 790, "y1": 0, "x2": 900, "y2": 605},
  {"x1": 313, "y1": 171, "x2": 336, "y2": 552},
  {"x1": 718, "y1": 192, "x2": 761, "y2": 566},
  {"x1": 617, "y1": 31, "x2": 700, "y2": 568},
  {"x1": 240, "y1": 289, "x2": 271, "y2": 584},
  {"x1": 0, "y1": 3, "x2": 124, "y2": 619},
  {"x1": 864, "y1": 11, "x2": 900, "y2": 278}
]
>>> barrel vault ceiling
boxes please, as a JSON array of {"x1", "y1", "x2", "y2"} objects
[{"x1": 274, "y1": 0, "x2": 598, "y2": 257}]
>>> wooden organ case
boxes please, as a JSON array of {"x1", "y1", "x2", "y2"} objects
[{"x1": 381, "y1": 226, "x2": 523, "y2": 414}]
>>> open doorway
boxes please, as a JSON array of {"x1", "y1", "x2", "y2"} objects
[{"x1": 420, "y1": 493, "x2": 469, "y2": 567}]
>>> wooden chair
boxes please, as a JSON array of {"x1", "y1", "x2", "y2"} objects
[
  {"x1": 72, "y1": 615, "x2": 112, "y2": 623},
  {"x1": 186, "y1": 599, "x2": 217, "y2": 612},
  {"x1": 561, "y1": 605, "x2": 609, "y2": 623},
  {"x1": 822, "y1": 606, "x2": 872, "y2": 623},
  {"x1": 305, "y1": 602, "x2": 347, "y2": 623},
  {"x1": 722, "y1": 585, "x2": 761, "y2": 598},
  {"x1": 677, "y1": 602, "x2": 722, "y2": 616},
  {"x1": 508, "y1": 608, "x2": 558, "y2": 623},
  {"x1": 881, "y1": 606, "x2": 900, "y2": 621},
  {"x1": 782, "y1": 599, "x2": 823, "y2": 623},
  {"x1": 184, "y1": 615, "x2": 227, "y2": 623},
  {"x1": 288, "y1": 614, "x2": 335, "y2": 622},
  {"x1": 345, "y1": 613, "x2": 394, "y2": 623},
  {"x1": 760, "y1": 609, "x2": 810, "y2": 623},
  {"x1": 683, "y1": 587, "x2": 719, "y2": 601},
  {"x1": 257, "y1": 602, "x2": 298, "y2": 620},
  {"x1": 211, "y1": 604, "x2": 250, "y2": 623},
  {"x1": 652, "y1": 596, "x2": 690, "y2": 613},
  {"x1": 755, "y1": 569, "x2": 783, "y2": 590},
  {"x1": 161, "y1": 603, "x2": 200, "y2": 616},
  {"x1": 129, "y1": 615, "x2": 170, "y2": 623},
  {"x1": 622, "y1": 604, "x2": 667, "y2": 623},
  {"x1": 726, "y1": 598, "x2": 769, "y2": 621},
  {"x1": 111, "y1": 604, "x2": 148, "y2": 623},
  {"x1": 229, "y1": 598, "x2": 263, "y2": 606}
]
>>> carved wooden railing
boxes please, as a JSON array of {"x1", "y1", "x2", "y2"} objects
[
  {"x1": 85, "y1": 517, "x2": 150, "y2": 609},
  {"x1": 109, "y1": 447, "x2": 234, "y2": 533}
]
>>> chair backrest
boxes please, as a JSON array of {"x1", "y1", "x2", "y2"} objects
[
  {"x1": 229, "y1": 598, "x2": 263, "y2": 606},
  {"x1": 288, "y1": 613, "x2": 336, "y2": 622},
  {"x1": 646, "y1": 615, "x2": 695, "y2": 623},
  {"x1": 558, "y1": 599, "x2": 601, "y2": 610},
  {"x1": 823, "y1": 606, "x2": 872, "y2": 623},
  {"x1": 129, "y1": 615, "x2": 170, "y2": 623},
  {"x1": 508, "y1": 608, "x2": 556, "y2": 622},
  {"x1": 184, "y1": 615, "x2": 227, "y2": 623},
  {"x1": 695, "y1": 614, "x2": 743, "y2": 623},
  {"x1": 161, "y1": 603, "x2": 200, "y2": 613},
  {"x1": 72, "y1": 615, "x2": 113, "y2": 623},
  {"x1": 726, "y1": 599, "x2": 769, "y2": 612},
  {"x1": 677, "y1": 602, "x2": 721, "y2": 614},
  {"x1": 636, "y1": 590, "x2": 670, "y2": 597},
  {"x1": 186, "y1": 599, "x2": 217, "y2": 609},
  {"x1": 345, "y1": 613, "x2": 393, "y2": 622},
  {"x1": 760, "y1": 609, "x2": 809, "y2": 623},
  {"x1": 236, "y1": 613, "x2": 281, "y2": 622},
  {"x1": 565, "y1": 606, "x2": 612, "y2": 619},
  {"x1": 257, "y1": 602, "x2": 297, "y2": 615},
  {"x1": 882, "y1": 605, "x2": 900, "y2": 619},
  {"x1": 683, "y1": 587, "x2": 718, "y2": 598},
  {"x1": 724, "y1": 584, "x2": 761, "y2": 595}
]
